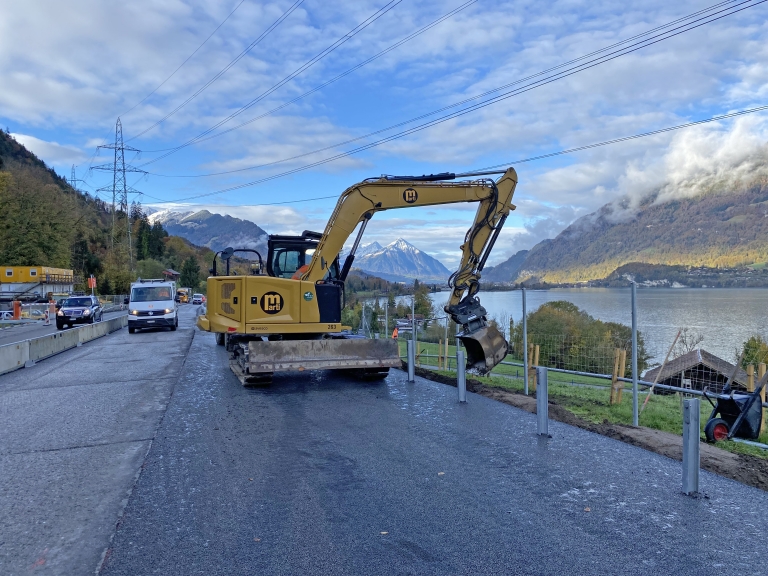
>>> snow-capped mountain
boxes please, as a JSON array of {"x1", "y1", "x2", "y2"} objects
[
  {"x1": 149, "y1": 209, "x2": 268, "y2": 255},
  {"x1": 353, "y1": 238, "x2": 451, "y2": 282}
]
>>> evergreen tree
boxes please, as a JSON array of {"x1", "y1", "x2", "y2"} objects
[{"x1": 180, "y1": 256, "x2": 201, "y2": 289}]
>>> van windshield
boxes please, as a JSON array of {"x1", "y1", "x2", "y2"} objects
[{"x1": 131, "y1": 287, "x2": 173, "y2": 302}]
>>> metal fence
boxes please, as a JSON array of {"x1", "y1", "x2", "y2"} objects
[{"x1": 397, "y1": 284, "x2": 768, "y2": 421}]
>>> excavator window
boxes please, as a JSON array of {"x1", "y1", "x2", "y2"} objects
[{"x1": 268, "y1": 237, "x2": 340, "y2": 280}]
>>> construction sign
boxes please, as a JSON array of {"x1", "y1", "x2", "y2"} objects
[{"x1": 88, "y1": 276, "x2": 96, "y2": 289}]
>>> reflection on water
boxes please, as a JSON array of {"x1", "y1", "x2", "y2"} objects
[{"x1": 422, "y1": 288, "x2": 768, "y2": 363}]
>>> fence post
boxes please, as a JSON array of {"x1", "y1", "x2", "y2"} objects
[
  {"x1": 631, "y1": 282, "x2": 639, "y2": 426},
  {"x1": 760, "y1": 363, "x2": 766, "y2": 428},
  {"x1": 537, "y1": 366, "x2": 548, "y2": 436},
  {"x1": 443, "y1": 317, "x2": 449, "y2": 369},
  {"x1": 610, "y1": 349, "x2": 620, "y2": 404},
  {"x1": 747, "y1": 364, "x2": 755, "y2": 392},
  {"x1": 407, "y1": 340, "x2": 415, "y2": 382},
  {"x1": 522, "y1": 288, "x2": 528, "y2": 395},
  {"x1": 617, "y1": 350, "x2": 627, "y2": 403},
  {"x1": 682, "y1": 398, "x2": 700, "y2": 495},
  {"x1": 457, "y1": 350, "x2": 467, "y2": 403}
]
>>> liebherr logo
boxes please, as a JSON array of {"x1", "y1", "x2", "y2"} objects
[
  {"x1": 403, "y1": 188, "x2": 418, "y2": 204},
  {"x1": 260, "y1": 292, "x2": 284, "y2": 314}
]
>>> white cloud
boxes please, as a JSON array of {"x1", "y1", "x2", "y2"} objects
[{"x1": 9, "y1": 133, "x2": 86, "y2": 165}]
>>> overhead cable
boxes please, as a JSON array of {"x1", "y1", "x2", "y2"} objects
[
  {"x1": 145, "y1": 0, "x2": 764, "y2": 181},
  {"x1": 121, "y1": 0, "x2": 249, "y2": 120},
  {"x1": 138, "y1": 0, "x2": 405, "y2": 165},
  {"x1": 142, "y1": 0, "x2": 480, "y2": 154},
  {"x1": 146, "y1": 105, "x2": 768, "y2": 206},
  {"x1": 126, "y1": 0, "x2": 306, "y2": 142}
]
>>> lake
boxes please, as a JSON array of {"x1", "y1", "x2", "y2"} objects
[{"x1": 409, "y1": 288, "x2": 768, "y2": 364}]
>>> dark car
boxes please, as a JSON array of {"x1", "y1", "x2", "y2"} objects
[{"x1": 57, "y1": 296, "x2": 103, "y2": 329}]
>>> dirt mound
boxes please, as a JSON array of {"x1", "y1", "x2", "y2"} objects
[{"x1": 410, "y1": 366, "x2": 768, "y2": 492}]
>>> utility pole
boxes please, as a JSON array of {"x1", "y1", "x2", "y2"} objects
[{"x1": 92, "y1": 118, "x2": 146, "y2": 271}]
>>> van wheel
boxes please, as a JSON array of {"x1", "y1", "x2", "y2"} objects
[{"x1": 129, "y1": 327, "x2": 135, "y2": 334}]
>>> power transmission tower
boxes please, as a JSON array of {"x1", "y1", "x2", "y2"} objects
[
  {"x1": 69, "y1": 165, "x2": 86, "y2": 192},
  {"x1": 92, "y1": 118, "x2": 146, "y2": 271}
]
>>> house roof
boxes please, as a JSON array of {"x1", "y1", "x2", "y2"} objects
[
  {"x1": 644, "y1": 348, "x2": 748, "y2": 386},
  {"x1": 163, "y1": 269, "x2": 180, "y2": 276}
]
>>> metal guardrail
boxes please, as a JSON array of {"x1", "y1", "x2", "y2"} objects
[{"x1": 404, "y1": 352, "x2": 768, "y2": 409}]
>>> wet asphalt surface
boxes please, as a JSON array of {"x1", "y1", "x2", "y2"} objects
[
  {"x1": 0, "y1": 306, "x2": 197, "y2": 576},
  {"x1": 99, "y1": 330, "x2": 768, "y2": 576}
]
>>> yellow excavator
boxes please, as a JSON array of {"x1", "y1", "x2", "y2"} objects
[{"x1": 196, "y1": 167, "x2": 518, "y2": 384}]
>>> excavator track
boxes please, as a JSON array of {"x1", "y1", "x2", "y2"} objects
[{"x1": 229, "y1": 343, "x2": 273, "y2": 387}]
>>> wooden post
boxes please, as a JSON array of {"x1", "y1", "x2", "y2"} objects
[
  {"x1": 438, "y1": 339, "x2": 443, "y2": 369},
  {"x1": 747, "y1": 364, "x2": 755, "y2": 393},
  {"x1": 617, "y1": 350, "x2": 627, "y2": 404},
  {"x1": 760, "y1": 363, "x2": 766, "y2": 428},
  {"x1": 529, "y1": 344, "x2": 540, "y2": 392},
  {"x1": 444, "y1": 338, "x2": 449, "y2": 370},
  {"x1": 610, "y1": 349, "x2": 620, "y2": 404}
]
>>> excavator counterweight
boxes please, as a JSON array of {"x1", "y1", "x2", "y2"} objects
[{"x1": 197, "y1": 168, "x2": 518, "y2": 383}]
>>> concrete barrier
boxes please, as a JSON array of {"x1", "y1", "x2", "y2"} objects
[
  {"x1": 0, "y1": 315, "x2": 128, "y2": 375},
  {"x1": 29, "y1": 329, "x2": 81, "y2": 362},
  {"x1": 0, "y1": 341, "x2": 30, "y2": 375}
]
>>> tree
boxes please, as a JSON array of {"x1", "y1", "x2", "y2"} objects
[
  {"x1": 673, "y1": 327, "x2": 705, "y2": 358},
  {"x1": 180, "y1": 256, "x2": 201, "y2": 289},
  {"x1": 512, "y1": 300, "x2": 649, "y2": 375},
  {"x1": 738, "y1": 335, "x2": 768, "y2": 369}
]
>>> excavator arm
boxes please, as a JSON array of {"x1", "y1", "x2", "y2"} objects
[{"x1": 302, "y1": 167, "x2": 518, "y2": 373}]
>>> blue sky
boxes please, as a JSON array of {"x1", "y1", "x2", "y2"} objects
[{"x1": 2, "y1": 0, "x2": 767, "y2": 266}]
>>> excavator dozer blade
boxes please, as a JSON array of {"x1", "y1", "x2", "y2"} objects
[
  {"x1": 459, "y1": 324, "x2": 509, "y2": 375},
  {"x1": 246, "y1": 338, "x2": 402, "y2": 374}
]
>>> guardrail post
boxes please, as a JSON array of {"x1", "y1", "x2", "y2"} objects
[
  {"x1": 407, "y1": 340, "x2": 415, "y2": 382},
  {"x1": 457, "y1": 350, "x2": 466, "y2": 402},
  {"x1": 631, "y1": 282, "x2": 639, "y2": 426},
  {"x1": 522, "y1": 288, "x2": 528, "y2": 395},
  {"x1": 536, "y1": 366, "x2": 548, "y2": 436},
  {"x1": 682, "y1": 398, "x2": 700, "y2": 495}
]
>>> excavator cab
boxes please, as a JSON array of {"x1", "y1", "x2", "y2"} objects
[{"x1": 267, "y1": 231, "x2": 340, "y2": 281}]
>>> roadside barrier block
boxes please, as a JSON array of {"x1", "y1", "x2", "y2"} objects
[
  {"x1": 28, "y1": 329, "x2": 81, "y2": 362},
  {"x1": 0, "y1": 341, "x2": 30, "y2": 375}
]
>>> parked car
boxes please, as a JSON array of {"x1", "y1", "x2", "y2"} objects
[
  {"x1": 192, "y1": 293, "x2": 204, "y2": 305},
  {"x1": 57, "y1": 296, "x2": 103, "y2": 329}
]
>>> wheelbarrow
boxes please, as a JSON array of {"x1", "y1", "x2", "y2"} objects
[{"x1": 702, "y1": 372, "x2": 766, "y2": 443}]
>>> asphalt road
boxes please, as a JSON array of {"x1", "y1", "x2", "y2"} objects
[
  {"x1": 0, "y1": 309, "x2": 129, "y2": 347},
  {"x1": 0, "y1": 305, "x2": 198, "y2": 576},
  {"x1": 99, "y1": 331, "x2": 768, "y2": 575}
]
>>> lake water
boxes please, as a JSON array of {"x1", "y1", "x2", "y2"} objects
[{"x1": 411, "y1": 288, "x2": 768, "y2": 364}]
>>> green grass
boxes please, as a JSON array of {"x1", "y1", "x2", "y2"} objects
[{"x1": 399, "y1": 339, "x2": 768, "y2": 460}]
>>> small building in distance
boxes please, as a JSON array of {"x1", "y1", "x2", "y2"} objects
[
  {"x1": 1, "y1": 266, "x2": 79, "y2": 302},
  {"x1": 643, "y1": 348, "x2": 748, "y2": 394},
  {"x1": 162, "y1": 268, "x2": 181, "y2": 281}
]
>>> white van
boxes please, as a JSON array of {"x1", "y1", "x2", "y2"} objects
[{"x1": 126, "y1": 279, "x2": 178, "y2": 334}]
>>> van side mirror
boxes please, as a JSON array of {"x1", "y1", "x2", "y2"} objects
[{"x1": 123, "y1": 298, "x2": 129, "y2": 305}]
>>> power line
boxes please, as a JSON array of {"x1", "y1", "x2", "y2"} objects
[
  {"x1": 144, "y1": 0, "x2": 764, "y2": 182},
  {"x1": 142, "y1": 0, "x2": 480, "y2": 154},
  {"x1": 192, "y1": 106, "x2": 768, "y2": 207},
  {"x1": 77, "y1": 1, "x2": 250, "y2": 182},
  {"x1": 146, "y1": 105, "x2": 768, "y2": 206},
  {"x1": 138, "y1": 0, "x2": 405, "y2": 166},
  {"x1": 126, "y1": 0, "x2": 306, "y2": 142},
  {"x1": 121, "y1": 0, "x2": 248, "y2": 120}
]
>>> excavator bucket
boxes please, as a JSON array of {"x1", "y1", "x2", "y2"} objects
[
  {"x1": 459, "y1": 324, "x2": 509, "y2": 375},
  {"x1": 244, "y1": 338, "x2": 402, "y2": 375}
]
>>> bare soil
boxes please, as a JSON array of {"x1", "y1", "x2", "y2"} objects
[{"x1": 409, "y1": 366, "x2": 768, "y2": 492}]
